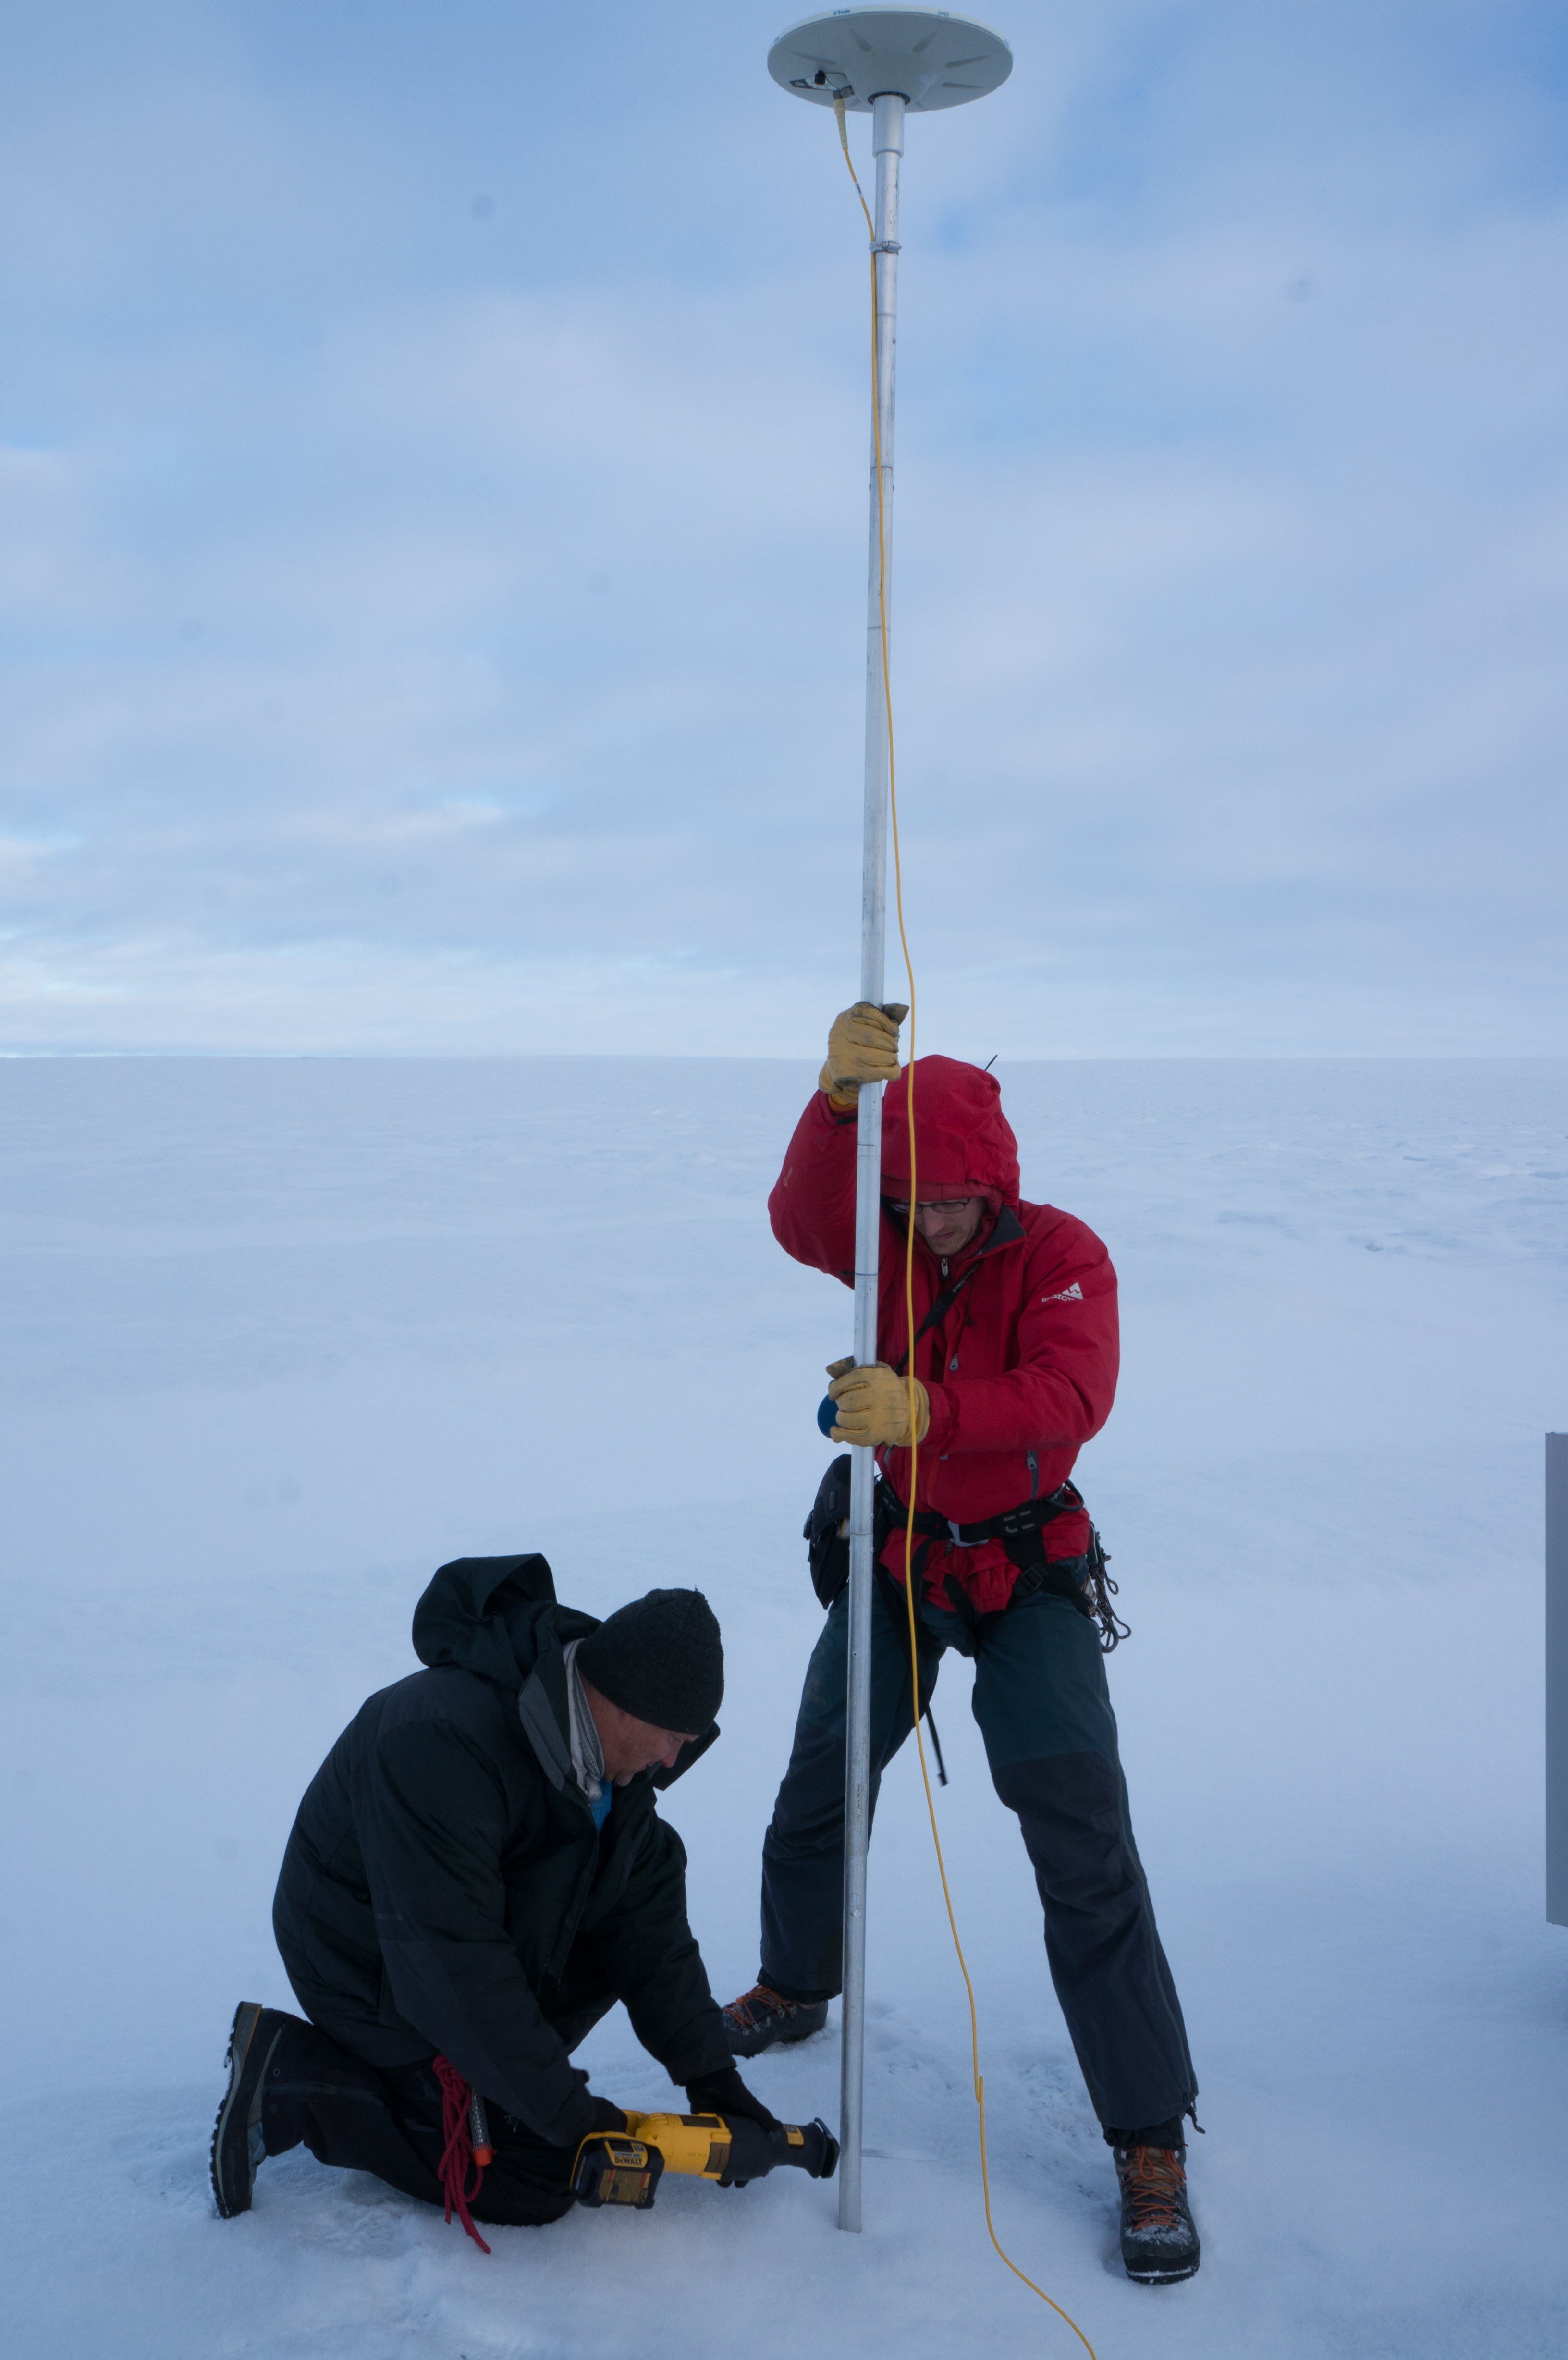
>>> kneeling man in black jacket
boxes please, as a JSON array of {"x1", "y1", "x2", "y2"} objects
[{"x1": 212, "y1": 1554, "x2": 776, "y2": 2232}]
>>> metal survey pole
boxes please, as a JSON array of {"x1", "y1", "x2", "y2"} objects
[
  {"x1": 838, "y1": 86, "x2": 904, "y2": 2236},
  {"x1": 766, "y1": 8, "x2": 1014, "y2": 2232},
  {"x1": 1549, "y1": 1434, "x2": 1568, "y2": 1927}
]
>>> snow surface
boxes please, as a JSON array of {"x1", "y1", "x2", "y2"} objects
[{"x1": 2, "y1": 1054, "x2": 1566, "y2": 2360}]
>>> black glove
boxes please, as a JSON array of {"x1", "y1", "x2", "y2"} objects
[
  {"x1": 684, "y1": 2066, "x2": 780, "y2": 2134},
  {"x1": 505, "y1": 2093, "x2": 629, "y2": 2202}
]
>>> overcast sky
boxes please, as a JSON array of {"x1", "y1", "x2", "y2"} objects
[{"x1": 2, "y1": 1, "x2": 1565, "y2": 1058}]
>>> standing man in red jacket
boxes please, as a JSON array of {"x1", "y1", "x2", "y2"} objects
[{"x1": 720, "y1": 1006, "x2": 1201, "y2": 2285}]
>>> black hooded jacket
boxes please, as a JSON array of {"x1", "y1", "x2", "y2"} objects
[{"x1": 272, "y1": 1554, "x2": 731, "y2": 2148}]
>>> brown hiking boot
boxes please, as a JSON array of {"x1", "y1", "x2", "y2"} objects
[
  {"x1": 719, "y1": 1984, "x2": 829, "y2": 2058},
  {"x1": 1114, "y1": 2142, "x2": 1201, "y2": 2284}
]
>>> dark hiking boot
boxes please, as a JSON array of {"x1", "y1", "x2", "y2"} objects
[
  {"x1": 210, "y1": 2002, "x2": 289, "y2": 2217},
  {"x1": 1114, "y1": 2142, "x2": 1201, "y2": 2284},
  {"x1": 720, "y1": 1984, "x2": 830, "y2": 2058}
]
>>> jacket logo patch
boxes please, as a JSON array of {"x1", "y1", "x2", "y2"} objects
[{"x1": 1043, "y1": 1282, "x2": 1083, "y2": 1303}]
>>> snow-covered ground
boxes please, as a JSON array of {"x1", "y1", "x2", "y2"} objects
[{"x1": 2, "y1": 1054, "x2": 1565, "y2": 2359}]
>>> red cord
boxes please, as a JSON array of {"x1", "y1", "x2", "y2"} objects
[{"x1": 431, "y1": 2054, "x2": 492, "y2": 2254}]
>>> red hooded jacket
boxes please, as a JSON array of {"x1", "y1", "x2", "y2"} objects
[{"x1": 769, "y1": 1057, "x2": 1119, "y2": 1614}]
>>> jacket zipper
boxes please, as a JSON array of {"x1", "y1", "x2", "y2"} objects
[{"x1": 546, "y1": 1787, "x2": 642, "y2": 1979}]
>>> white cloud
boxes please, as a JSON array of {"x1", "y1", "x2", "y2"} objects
[{"x1": 0, "y1": 1, "x2": 1565, "y2": 1054}]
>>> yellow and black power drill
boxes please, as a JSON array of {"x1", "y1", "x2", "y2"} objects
[{"x1": 572, "y1": 2110, "x2": 839, "y2": 2209}]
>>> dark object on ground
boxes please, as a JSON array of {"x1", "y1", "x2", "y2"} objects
[
  {"x1": 719, "y1": 1984, "x2": 830, "y2": 2057},
  {"x1": 210, "y1": 2001, "x2": 290, "y2": 2217},
  {"x1": 1115, "y1": 2142, "x2": 1201, "y2": 2285}
]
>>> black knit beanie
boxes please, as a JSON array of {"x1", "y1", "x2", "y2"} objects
[{"x1": 575, "y1": 1588, "x2": 723, "y2": 1734}]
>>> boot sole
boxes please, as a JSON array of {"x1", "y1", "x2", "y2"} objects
[
  {"x1": 1125, "y1": 2256, "x2": 1201, "y2": 2285},
  {"x1": 210, "y1": 2001, "x2": 282, "y2": 2219}
]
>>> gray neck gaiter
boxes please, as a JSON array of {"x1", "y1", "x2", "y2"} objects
[{"x1": 562, "y1": 1636, "x2": 606, "y2": 1809}]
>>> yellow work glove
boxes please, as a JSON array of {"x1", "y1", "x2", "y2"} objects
[
  {"x1": 819, "y1": 1002, "x2": 908, "y2": 1110},
  {"x1": 826, "y1": 1359, "x2": 930, "y2": 1448}
]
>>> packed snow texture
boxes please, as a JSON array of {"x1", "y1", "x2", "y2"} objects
[{"x1": 2, "y1": 1055, "x2": 1565, "y2": 2359}]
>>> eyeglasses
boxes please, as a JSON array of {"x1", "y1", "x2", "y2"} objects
[{"x1": 887, "y1": 1197, "x2": 977, "y2": 1217}]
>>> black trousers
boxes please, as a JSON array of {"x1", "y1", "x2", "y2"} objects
[
  {"x1": 262, "y1": 1986, "x2": 618, "y2": 2228},
  {"x1": 760, "y1": 1582, "x2": 1198, "y2": 2138}
]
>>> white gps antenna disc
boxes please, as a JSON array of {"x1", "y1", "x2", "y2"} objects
[{"x1": 767, "y1": 8, "x2": 1012, "y2": 114}]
